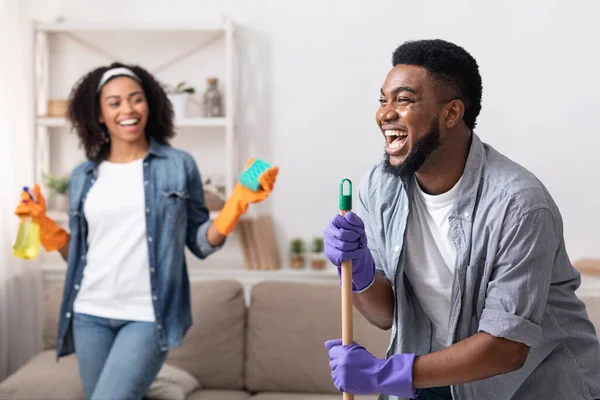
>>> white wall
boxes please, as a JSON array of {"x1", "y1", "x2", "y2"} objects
[{"x1": 30, "y1": 0, "x2": 600, "y2": 267}]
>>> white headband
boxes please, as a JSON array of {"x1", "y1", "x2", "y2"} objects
[{"x1": 97, "y1": 67, "x2": 141, "y2": 92}]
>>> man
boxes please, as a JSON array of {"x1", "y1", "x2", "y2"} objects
[{"x1": 323, "y1": 39, "x2": 600, "y2": 400}]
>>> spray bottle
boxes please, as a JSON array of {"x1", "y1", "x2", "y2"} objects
[{"x1": 12, "y1": 186, "x2": 41, "y2": 260}]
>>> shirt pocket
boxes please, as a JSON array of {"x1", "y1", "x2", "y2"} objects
[
  {"x1": 161, "y1": 190, "x2": 188, "y2": 224},
  {"x1": 466, "y1": 257, "x2": 490, "y2": 323}
]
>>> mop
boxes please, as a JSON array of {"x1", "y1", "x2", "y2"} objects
[{"x1": 339, "y1": 178, "x2": 354, "y2": 400}]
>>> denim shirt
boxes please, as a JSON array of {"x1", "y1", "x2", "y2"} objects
[
  {"x1": 358, "y1": 133, "x2": 600, "y2": 400},
  {"x1": 56, "y1": 139, "x2": 222, "y2": 359}
]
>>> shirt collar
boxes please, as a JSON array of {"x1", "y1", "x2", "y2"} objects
[
  {"x1": 452, "y1": 131, "x2": 485, "y2": 222},
  {"x1": 83, "y1": 137, "x2": 168, "y2": 174},
  {"x1": 401, "y1": 131, "x2": 484, "y2": 222}
]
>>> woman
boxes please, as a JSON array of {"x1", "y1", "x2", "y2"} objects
[{"x1": 15, "y1": 62, "x2": 278, "y2": 400}]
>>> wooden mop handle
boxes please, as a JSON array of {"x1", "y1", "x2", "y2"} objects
[{"x1": 339, "y1": 180, "x2": 354, "y2": 400}]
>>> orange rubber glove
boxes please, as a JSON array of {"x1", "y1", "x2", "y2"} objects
[
  {"x1": 14, "y1": 184, "x2": 70, "y2": 252},
  {"x1": 214, "y1": 158, "x2": 279, "y2": 235}
]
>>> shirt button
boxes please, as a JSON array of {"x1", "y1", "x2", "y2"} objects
[
  {"x1": 464, "y1": 212, "x2": 470, "y2": 218},
  {"x1": 157, "y1": 324, "x2": 162, "y2": 330},
  {"x1": 144, "y1": 180, "x2": 148, "y2": 185},
  {"x1": 74, "y1": 284, "x2": 79, "y2": 290},
  {"x1": 66, "y1": 312, "x2": 71, "y2": 318},
  {"x1": 394, "y1": 245, "x2": 400, "y2": 252},
  {"x1": 150, "y1": 268, "x2": 155, "y2": 273},
  {"x1": 144, "y1": 162, "x2": 148, "y2": 167},
  {"x1": 153, "y1": 296, "x2": 158, "y2": 301},
  {"x1": 148, "y1": 236, "x2": 153, "y2": 242},
  {"x1": 91, "y1": 179, "x2": 95, "y2": 183},
  {"x1": 81, "y1": 255, "x2": 86, "y2": 260},
  {"x1": 146, "y1": 208, "x2": 150, "y2": 213}
]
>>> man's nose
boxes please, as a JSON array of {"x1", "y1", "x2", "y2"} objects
[{"x1": 378, "y1": 106, "x2": 398, "y2": 122}]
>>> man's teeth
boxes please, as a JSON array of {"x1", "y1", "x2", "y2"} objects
[
  {"x1": 385, "y1": 130, "x2": 408, "y2": 137},
  {"x1": 119, "y1": 119, "x2": 139, "y2": 126}
]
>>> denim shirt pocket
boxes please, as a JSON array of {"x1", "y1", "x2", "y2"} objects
[{"x1": 161, "y1": 190, "x2": 188, "y2": 224}]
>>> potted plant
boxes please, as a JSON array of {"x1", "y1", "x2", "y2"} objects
[
  {"x1": 44, "y1": 173, "x2": 69, "y2": 211},
  {"x1": 310, "y1": 236, "x2": 326, "y2": 270},
  {"x1": 166, "y1": 81, "x2": 196, "y2": 118},
  {"x1": 290, "y1": 238, "x2": 306, "y2": 269}
]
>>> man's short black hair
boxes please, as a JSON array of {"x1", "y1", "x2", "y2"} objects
[{"x1": 392, "y1": 39, "x2": 482, "y2": 130}]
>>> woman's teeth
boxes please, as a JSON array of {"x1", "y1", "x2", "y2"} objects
[{"x1": 119, "y1": 119, "x2": 139, "y2": 126}]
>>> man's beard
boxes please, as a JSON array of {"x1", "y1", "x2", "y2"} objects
[{"x1": 382, "y1": 117, "x2": 441, "y2": 178}]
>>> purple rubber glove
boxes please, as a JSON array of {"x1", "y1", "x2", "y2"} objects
[
  {"x1": 325, "y1": 339, "x2": 417, "y2": 398},
  {"x1": 323, "y1": 211, "x2": 376, "y2": 292}
]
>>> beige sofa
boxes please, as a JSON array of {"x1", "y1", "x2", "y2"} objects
[
  {"x1": 1, "y1": 279, "x2": 599, "y2": 400},
  {"x1": 0, "y1": 279, "x2": 390, "y2": 399}
]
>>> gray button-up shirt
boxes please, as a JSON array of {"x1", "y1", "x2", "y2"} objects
[{"x1": 358, "y1": 133, "x2": 600, "y2": 400}]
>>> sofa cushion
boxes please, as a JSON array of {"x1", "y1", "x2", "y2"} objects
[
  {"x1": 165, "y1": 280, "x2": 246, "y2": 390},
  {"x1": 146, "y1": 363, "x2": 200, "y2": 400},
  {"x1": 245, "y1": 281, "x2": 390, "y2": 394},
  {"x1": 186, "y1": 389, "x2": 250, "y2": 400},
  {"x1": 249, "y1": 393, "x2": 378, "y2": 400},
  {"x1": 0, "y1": 350, "x2": 83, "y2": 399}
]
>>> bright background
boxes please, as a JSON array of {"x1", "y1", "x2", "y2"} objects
[{"x1": 29, "y1": 0, "x2": 600, "y2": 264}]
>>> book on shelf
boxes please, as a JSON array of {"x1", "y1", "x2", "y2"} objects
[{"x1": 236, "y1": 214, "x2": 281, "y2": 270}]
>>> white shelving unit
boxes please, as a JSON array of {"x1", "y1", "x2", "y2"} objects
[
  {"x1": 31, "y1": 18, "x2": 329, "y2": 283},
  {"x1": 32, "y1": 17, "x2": 238, "y2": 227}
]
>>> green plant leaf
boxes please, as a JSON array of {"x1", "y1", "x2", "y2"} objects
[
  {"x1": 312, "y1": 236, "x2": 324, "y2": 253},
  {"x1": 290, "y1": 238, "x2": 305, "y2": 254},
  {"x1": 43, "y1": 173, "x2": 70, "y2": 195}
]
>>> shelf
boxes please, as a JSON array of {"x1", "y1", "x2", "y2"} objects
[
  {"x1": 37, "y1": 117, "x2": 227, "y2": 128},
  {"x1": 34, "y1": 22, "x2": 229, "y2": 33},
  {"x1": 41, "y1": 263, "x2": 339, "y2": 284},
  {"x1": 46, "y1": 209, "x2": 220, "y2": 223},
  {"x1": 176, "y1": 117, "x2": 227, "y2": 127}
]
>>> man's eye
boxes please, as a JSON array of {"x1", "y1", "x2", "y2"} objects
[
  {"x1": 378, "y1": 98, "x2": 386, "y2": 104},
  {"x1": 109, "y1": 103, "x2": 119, "y2": 107}
]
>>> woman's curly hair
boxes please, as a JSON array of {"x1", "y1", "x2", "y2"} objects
[{"x1": 66, "y1": 62, "x2": 175, "y2": 161}]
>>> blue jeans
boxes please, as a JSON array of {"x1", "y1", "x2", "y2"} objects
[
  {"x1": 417, "y1": 386, "x2": 453, "y2": 399},
  {"x1": 72, "y1": 312, "x2": 168, "y2": 400}
]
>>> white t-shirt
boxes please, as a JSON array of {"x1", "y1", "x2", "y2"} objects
[
  {"x1": 403, "y1": 175, "x2": 462, "y2": 351},
  {"x1": 73, "y1": 158, "x2": 155, "y2": 322}
]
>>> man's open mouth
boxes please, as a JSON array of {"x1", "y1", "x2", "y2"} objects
[{"x1": 385, "y1": 130, "x2": 408, "y2": 153}]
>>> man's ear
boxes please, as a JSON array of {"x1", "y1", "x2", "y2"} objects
[{"x1": 443, "y1": 99, "x2": 465, "y2": 129}]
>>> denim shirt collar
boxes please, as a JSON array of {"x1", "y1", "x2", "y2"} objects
[{"x1": 82, "y1": 137, "x2": 169, "y2": 175}]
